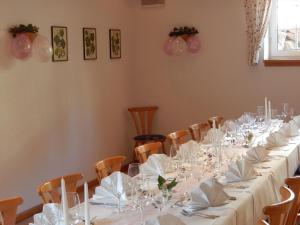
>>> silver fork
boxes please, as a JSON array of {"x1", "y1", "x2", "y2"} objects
[{"x1": 181, "y1": 210, "x2": 219, "y2": 219}]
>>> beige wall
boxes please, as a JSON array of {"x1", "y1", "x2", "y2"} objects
[
  {"x1": 2, "y1": 0, "x2": 300, "y2": 213},
  {"x1": 0, "y1": 0, "x2": 135, "y2": 211},
  {"x1": 131, "y1": 0, "x2": 300, "y2": 135}
]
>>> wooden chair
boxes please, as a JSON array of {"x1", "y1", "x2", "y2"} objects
[
  {"x1": 285, "y1": 177, "x2": 300, "y2": 225},
  {"x1": 189, "y1": 122, "x2": 211, "y2": 142},
  {"x1": 0, "y1": 196, "x2": 23, "y2": 225},
  {"x1": 135, "y1": 142, "x2": 161, "y2": 163},
  {"x1": 37, "y1": 173, "x2": 83, "y2": 204},
  {"x1": 128, "y1": 106, "x2": 166, "y2": 153},
  {"x1": 256, "y1": 186, "x2": 295, "y2": 225},
  {"x1": 208, "y1": 116, "x2": 225, "y2": 128},
  {"x1": 95, "y1": 155, "x2": 126, "y2": 183},
  {"x1": 167, "y1": 129, "x2": 189, "y2": 146}
]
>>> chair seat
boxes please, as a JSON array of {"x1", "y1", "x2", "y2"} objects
[{"x1": 134, "y1": 134, "x2": 166, "y2": 142}]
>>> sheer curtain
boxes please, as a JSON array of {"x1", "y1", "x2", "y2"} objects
[{"x1": 244, "y1": 0, "x2": 273, "y2": 65}]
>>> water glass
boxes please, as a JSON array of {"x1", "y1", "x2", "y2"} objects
[
  {"x1": 290, "y1": 108, "x2": 295, "y2": 119},
  {"x1": 66, "y1": 192, "x2": 81, "y2": 224},
  {"x1": 283, "y1": 103, "x2": 289, "y2": 116}
]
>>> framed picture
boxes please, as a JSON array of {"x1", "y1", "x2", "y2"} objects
[
  {"x1": 83, "y1": 28, "x2": 97, "y2": 60},
  {"x1": 51, "y1": 26, "x2": 68, "y2": 62},
  {"x1": 109, "y1": 29, "x2": 121, "y2": 59}
]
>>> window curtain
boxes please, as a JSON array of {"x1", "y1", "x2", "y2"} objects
[{"x1": 244, "y1": 0, "x2": 273, "y2": 65}]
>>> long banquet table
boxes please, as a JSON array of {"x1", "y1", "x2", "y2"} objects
[{"x1": 87, "y1": 130, "x2": 300, "y2": 225}]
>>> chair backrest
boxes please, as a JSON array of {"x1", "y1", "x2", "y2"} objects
[
  {"x1": 259, "y1": 186, "x2": 295, "y2": 225},
  {"x1": 189, "y1": 122, "x2": 211, "y2": 142},
  {"x1": 208, "y1": 116, "x2": 225, "y2": 128},
  {"x1": 37, "y1": 173, "x2": 83, "y2": 204},
  {"x1": 285, "y1": 177, "x2": 300, "y2": 225},
  {"x1": 135, "y1": 142, "x2": 161, "y2": 163},
  {"x1": 128, "y1": 106, "x2": 158, "y2": 135},
  {"x1": 0, "y1": 196, "x2": 23, "y2": 225},
  {"x1": 95, "y1": 155, "x2": 126, "y2": 183},
  {"x1": 167, "y1": 130, "x2": 189, "y2": 145}
]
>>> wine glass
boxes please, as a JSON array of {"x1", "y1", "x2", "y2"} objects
[
  {"x1": 66, "y1": 192, "x2": 82, "y2": 224},
  {"x1": 283, "y1": 103, "x2": 289, "y2": 121},
  {"x1": 128, "y1": 163, "x2": 140, "y2": 207},
  {"x1": 128, "y1": 163, "x2": 140, "y2": 177}
]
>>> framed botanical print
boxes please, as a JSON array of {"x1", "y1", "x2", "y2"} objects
[
  {"x1": 83, "y1": 28, "x2": 97, "y2": 60},
  {"x1": 109, "y1": 29, "x2": 121, "y2": 59},
  {"x1": 51, "y1": 26, "x2": 68, "y2": 62}
]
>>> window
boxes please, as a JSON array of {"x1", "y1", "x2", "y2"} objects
[{"x1": 265, "y1": 0, "x2": 300, "y2": 60}]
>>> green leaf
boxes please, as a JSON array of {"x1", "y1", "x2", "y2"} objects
[
  {"x1": 166, "y1": 179, "x2": 178, "y2": 190},
  {"x1": 158, "y1": 175, "x2": 166, "y2": 190}
]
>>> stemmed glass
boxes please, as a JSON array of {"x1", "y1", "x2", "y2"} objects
[
  {"x1": 66, "y1": 192, "x2": 82, "y2": 224},
  {"x1": 128, "y1": 163, "x2": 140, "y2": 207},
  {"x1": 283, "y1": 103, "x2": 289, "y2": 121}
]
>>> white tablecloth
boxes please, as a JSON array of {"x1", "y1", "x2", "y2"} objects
[{"x1": 88, "y1": 136, "x2": 300, "y2": 225}]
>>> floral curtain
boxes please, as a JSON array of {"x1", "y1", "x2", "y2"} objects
[{"x1": 244, "y1": 0, "x2": 273, "y2": 65}]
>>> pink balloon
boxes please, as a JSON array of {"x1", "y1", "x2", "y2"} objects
[
  {"x1": 10, "y1": 34, "x2": 32, "y2": 59},
  {"x1": 172, "y1": 36, "x2": 187, "y2": 56},
  {"x1": 163, "y1": 37, "x2": 175, "y2": 55},
  {"x1": 32, "y1": 35, "x2": 53, "y2": 62},
  {"x1": 187, "y1": 35, "x2": 201, "y2": 53}
]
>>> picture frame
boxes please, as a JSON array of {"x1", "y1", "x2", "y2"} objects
[
  {"x1": 109, "y1": 29, "x2": 121, "y2": 59},
  {"x1": 51, "y1": 26, "x2": 68, "y2": 62},
  {"x1": 83, "y1": 28, "x2": 97, "y2": 60}
]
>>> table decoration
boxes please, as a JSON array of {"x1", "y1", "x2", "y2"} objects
[
  {"x1": 84, "y1": 182, "x2": 90, "y2": 225},
  {"x1": 92, "y1": 172, "x2": 131, "y2": 211},
  {"x1": 140, "y1": 154, "x2": 169, "y2": 177},
  {"x1": 182, "y1": 178, "x2": 229, "y2": 213},
  {"x1": 266, "y1": 131, "x2": 289, "y2": 148},
  {"x1": 32, "y1": 203, "x2": 62, "y2": 225},
  {"x1": 61, "y1": 178, "x2": 69, "y2": 225},
  {"x1": 243, "y1": 145, "x2": 269, "y2": 163},
  {"x1": 279, "y1": 120, "x2": 299, "y2": 137},
  {"x1": 293, "y1": 115, "x2": 300, "y2": 127},
  {"x1": 224, "y1": 158, "x2": 257, "y2": 183}
]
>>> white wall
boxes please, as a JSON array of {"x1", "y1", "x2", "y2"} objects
[
  {"x1": 131, "y1": 0, "x2": 300, "y2": 135},
  {"x1": 0, "y1": 0, "x2": 135, "y2": 211}
]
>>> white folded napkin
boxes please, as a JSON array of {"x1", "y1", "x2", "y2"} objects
[
  {"x1": 177, "y1": 140, "x2": 200, "y2": 161},
  {"x1": 225, "y1": 158, "x2": 257, "y2": 182},
  {"x1": 221, "y1": 120, "x2": 238, "y2": 132},
  {"x1": 279, "y1": 120, "x2": 299, "y2": 137},
  {"x1": 179, "y1": 140, "x2": 199, "y2": 152},
  {"x1": 293, "y1": 115, "x2": 300, "y2": 127},
  {"x1": 145, "y1": 214, "x2": 186, "y2": 225},
  {"x1": 266, "y1": 131, "x2": 289, "y2": 148},
  {"x1": 92, "y1": 172, "x2": 131, "y2": 204},
  {"x1": 33, "y1": 203, "x2": 62, "y2": 225},
  {"x1": 140, "y1": 154, "x2": 169, "y2": 177},
  {"x1": 202, "y1": 128, "x2": 224, "y2": 144},
  {"x1": 238, "y1": 113, "x2": 255, "y2": 124},
  {"x1": 244, "y1": 145, "x2": 269, "y2": 163},
  {"x1": 183, "y1": 178, "x2": 229, "y2": 212}
]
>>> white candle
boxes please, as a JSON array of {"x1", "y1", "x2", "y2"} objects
[
  {"x1": 265, "y1": 97, "x2": 268, "y2": 120},
  {"x1": 212, "y1": 118, "x2": 216, "y2": 129},
  {"x1": 84, "y1": 182, "x2": 90, "y2": 225},
  {"x1": 268, "y1": 100, "x2": 271, "y2": 120},
  {"x1": 61, "y1": 178, "x2": 69, "y2": 225}
]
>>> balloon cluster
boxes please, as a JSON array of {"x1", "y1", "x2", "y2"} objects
[
  {"x1": 9, "y1": 24, "x2": 52, "y2": 62},
  {"x1": 163, "y1": 26, "x2": 201, "y2": 56}
]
